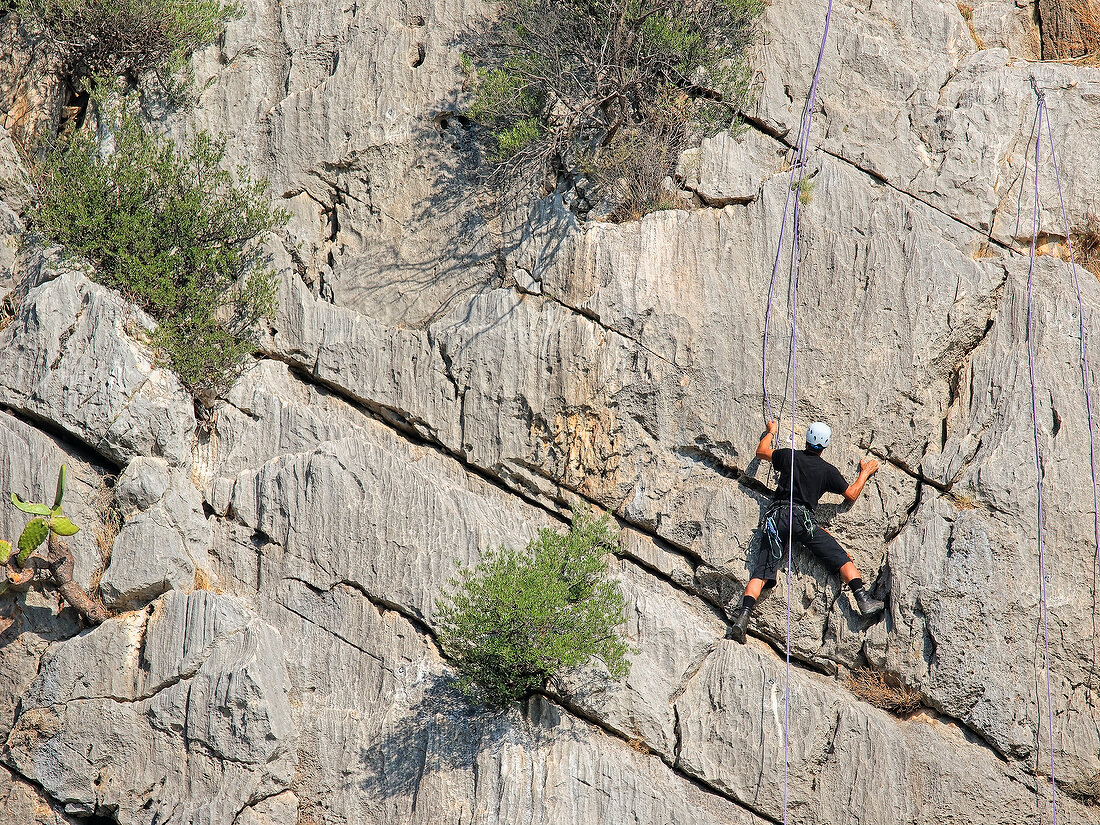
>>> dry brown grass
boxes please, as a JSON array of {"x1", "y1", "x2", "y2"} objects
[
  {"x1": 1042, "y1": 0, "x2": 1100, "y2": 58},
  {"x1": 971, "y1": 241, "x2": 997, "y2": 260},
  {"x1": 1074, "y1": 772, "x2": 1100, "y2": 806},
  {"x1": 949, "y1": 490, "x2": 980, "y2": 510},
  {"x1": 1071, "y1": 215, "x2": 1100, "y2": 280},
  {"x1": 0, "y1": 292, "x2": 19, "y2": 335},
  {"x1": 1071, "y1": 0, "x2": 1100, "y2": 53},
  {"x1": 846, "y1": 669, "x2": 923, "y2": 716},
  {"x1": 85, "y1": 473, "x2": 121, "y2": 601}
]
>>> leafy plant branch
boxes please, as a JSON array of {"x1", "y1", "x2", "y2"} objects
[{"x1": 1, "y1": 465, "x2": 109, "y2": 627}]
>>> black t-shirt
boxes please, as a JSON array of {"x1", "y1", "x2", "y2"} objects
[{"x1": 771, "y1": 448, "x2": 848, "y2": 510}]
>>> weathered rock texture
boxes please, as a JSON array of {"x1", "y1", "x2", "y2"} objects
[
  {"x1": 1, "y1": 0, "x2": 1100, "y2": 822},
  {"x1": 0, "y1": 262, "x2": 196, "y2": 467},
  {"x1": 7, "y1": 590, "x2": 296, "y2": 820},
  {"x1": 99, "y1": 457, "x2": 214, "y2": 609},
  {"x1": 1039, "y1": 0, "x2": 1100, "y2": 58}
]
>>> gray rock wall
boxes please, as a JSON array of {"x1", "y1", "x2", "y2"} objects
[{"x1": 1, "y1": 0, "x2": 1099, "y2": 822}]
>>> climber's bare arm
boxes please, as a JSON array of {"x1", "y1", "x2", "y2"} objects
[
  {"x1": 843, "y1": 458, "x2": 879, "y2": 504},
  {"x1": 756, "y1": 421, "x2": 779, "y2": 462}
]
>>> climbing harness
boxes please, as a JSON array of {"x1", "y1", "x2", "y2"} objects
[
  {"x1": 764, "y1": 503, "x2": 817, "y2": 562},
  {"x1": 1020, "y1": 80, "x2": 1100, "y2": 825},
  {"x1": 759, "y1": 4, "x2": 835, "y2": 824}
]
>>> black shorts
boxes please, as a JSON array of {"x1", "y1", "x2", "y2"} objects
[{"x1": 750, "y1": 505, "x2": 852, "y2": 583}]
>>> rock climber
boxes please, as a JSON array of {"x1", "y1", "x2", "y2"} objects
[{"x1": 730, "y1": 420, "x2": 885, "y2": 644}]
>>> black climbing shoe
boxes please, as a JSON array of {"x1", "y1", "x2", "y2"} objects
[
  {"x1": 730, "y1": 605, "x2": 752, "y2": 644},
  {"x1": 852, "y1": 587, "x2": 885, "y2": 618}
]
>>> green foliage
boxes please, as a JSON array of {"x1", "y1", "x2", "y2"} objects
[
  {"x1": 27, "y1": 99, "x2": 286, "y2": 399},
  {"x1": 1, "y1": 466, "x2": 108, "y2": 625},
  {"x1": 50, "y1": 517, "x2": 80, "y2": 536},
  {"x1": 465, "y1": 0, "x2": 765, "y2": 219},
  {"x1": 10, "y1": 494, "x2": 52, "y2": 516},
  {"x1": 17, "y1": 518, "x2": 50, "y2": 562},
  {"x1": 15, "y1": 0, "x2": 242, "y2": 87},
  {"x1": 466, "y1": 66, "x2": 544, "y2": 161},
  {"x1": 797, "y1": 176, "x2": 816, "y2": 207},
  {"x1": 10, "y1": 465, "x2": 80, "y2": 564},
  {"x1": 53, "y1": 463, "x2": 66, "y2": 511},
  {"x1": 494, "y1": 117, "x2": 541, "y2": 160},
  {"x1": 436, "y1": 510, "x2": 634, "y2": 707}
]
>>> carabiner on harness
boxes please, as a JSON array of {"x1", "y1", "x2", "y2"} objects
[
  {"x1": 765, "y1": 512, "x2": 784, "y2": 561},
  {"x1": 800, "y1": 505, "x2": 815, "y2": 539},
  {"x1": 763, "y1": 504, "x2": 816, "y2": 560}
]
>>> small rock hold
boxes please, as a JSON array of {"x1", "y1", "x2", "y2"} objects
[
  {"x1": 115, "y1": 457, "x2": 171, "y2": 514},
  {"x1": 513, "y1": 268, "x2": 542, "y2": 295}
]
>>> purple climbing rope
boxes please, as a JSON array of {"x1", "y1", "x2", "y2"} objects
[
  {"x1": 762, "y1": 0, "x2": 835, "y2": 426},
  {"x1": 755, "y1": 3, "x2": 836, "y2": 824},
  {"x1": 1042, "y1": 104, "x2": 1100, "y2": 595},
  {"x1": 783, "y1": 247, "x2": 798, "y2": 825},
  {"x1": 1024, "y1": 93, "x2": 1058, "y2": 825}
]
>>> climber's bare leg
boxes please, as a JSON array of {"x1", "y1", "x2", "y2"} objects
[
  {"x1": 839, "y1": 561, "x2": 859, "y2": 583},
  {"x1": 744, "y1": 577, "x2": 767, "y2": 600}
]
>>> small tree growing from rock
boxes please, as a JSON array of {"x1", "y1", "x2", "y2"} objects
[
  {"x1": 0, "y1": 465, "x2": 109, "y2": 629},
  {"x1": 25, "y1": 96, "x2": 287, "y2": 405},
  {"x1": 464, "y1": 0, "x2": 765, "y2": 219},
  {"x1": 436, "y1": 510, "x2": 633, "y2": 707},
  {"x1": 15, "y1": 0, "x2": 242, "y2": 89}
]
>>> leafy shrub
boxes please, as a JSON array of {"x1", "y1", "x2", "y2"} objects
[
  {"x1": 26, "y1": 100, "x2": 286, "y2": 400},
  {"x1": 435, "y1": 510, "x2": 633, "y2": 707},
  {"x1": 15, "y1": 0, "x2": 241, "y2": 86},
  {"x1": 464, "y1": 0, "x2": 765, "y2": 219}
]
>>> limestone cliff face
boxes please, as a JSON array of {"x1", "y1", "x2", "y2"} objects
[{"x1": 1, "y1": 0, "x2": 1100, "y2": 823}]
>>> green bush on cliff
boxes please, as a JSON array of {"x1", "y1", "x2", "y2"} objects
[
  {"x1": 464, "y1": 0, "x2": 765, "y2": 219},
  {"x1": 436, "y1": 510, "x2": 634, "y2": 707},
  {"x1": 16, "y1": 0, "x2": 241, "y2": 85},
  {"x1": 27, "y1": 101, "x2": 286, "y2": 400}
]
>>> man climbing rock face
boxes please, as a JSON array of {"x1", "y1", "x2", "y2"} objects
[{"x1": 730, "y1": 420, "x2": 885, "y2": 644}]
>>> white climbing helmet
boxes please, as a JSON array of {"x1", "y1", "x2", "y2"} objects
[{"x1": 806, "y1": 421, "x2": 831, "y2": 449}]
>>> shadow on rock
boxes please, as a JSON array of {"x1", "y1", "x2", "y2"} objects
[
  {"x1": 358, "y1": 674, "x2": 508, "y2": 801},
  {"x1": 0, "y1": 589, "x2": 83, "y2": 648},
  {"x1": 359, "y1": 674, "x2": 585, "y2": 803},
  {"x1": 290, "y1": 81, "x2": 581, "y2": 335}
]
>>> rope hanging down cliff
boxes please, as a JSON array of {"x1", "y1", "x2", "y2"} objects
[
  {"x1": 760, "y1": 3, "x2": 835, "y2": 824},
  {"x1": 761, "y1": 1, "x2": 833, "y2": 427},
  {"x1": 1020, "y1": 83, "x2": 1100, "y2": 825},
  {"x1": 1039, "y1": 94, "x2": 1100, "y2": 593},
  {"x1": 1023, "y1": 86, "x2": 1059, "y2": 825}
]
